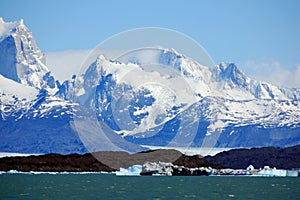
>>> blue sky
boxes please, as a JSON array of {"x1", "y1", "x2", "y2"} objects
[{"x1": 1, "y1": 0, "x2": 300, "y2": 87}]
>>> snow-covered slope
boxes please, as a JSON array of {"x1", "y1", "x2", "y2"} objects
[
  {"x1": 0, "y1": 18, "x2": 56, "y2": 90},
  {"x1": 0, "y1": 74, "x2": 38, "y2": 119},
  {"x1": 0, "y1": 74, "x2": 38, "y2": 102}
]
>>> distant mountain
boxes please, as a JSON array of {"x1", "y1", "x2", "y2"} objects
[
  {"x1": 0, "y1": 18, "x2": 299, "y2": 154},
  {"x1": 67, "y1": 48, "x2": 300, "y2": 149}
]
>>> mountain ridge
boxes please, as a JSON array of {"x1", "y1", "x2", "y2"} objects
[{"x1": 0, "y1": 18, "x2": 299, "y2": 154}]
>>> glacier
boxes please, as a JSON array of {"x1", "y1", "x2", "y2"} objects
[{"x1": 0, "y1": 18, "x2": 299, "y2": 155}]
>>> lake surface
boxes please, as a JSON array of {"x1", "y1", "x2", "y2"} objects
[{"x1": 0, "y1": 173, "x2": 299, "y2": 199}]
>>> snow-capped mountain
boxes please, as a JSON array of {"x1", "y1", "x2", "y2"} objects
[
  {"x1": 0, "y1": 19, "x2": 85, "y2": 154},
  {"x1": 69, "y1": 48, "x2": 300, "y2": 150},
  {"x1": 0, "y1": 18, "x2": 56, "y2": 90},
  {"x1": 0, "y1": 18, "x2": 299, "y2": 154}
]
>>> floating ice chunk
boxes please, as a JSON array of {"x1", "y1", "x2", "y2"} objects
[
  {"x1": 246, "y1": 165, "x2": 254, "y2": 171},
  {"x1": 257, "y1": 166, "x2": 287, "y2": 177},
  {"x1": 142, "y1": 161, "x2": 174, "y2": 176},
  {"x1": 116, "y1": 165, "x2": 142, "y2": 176}
]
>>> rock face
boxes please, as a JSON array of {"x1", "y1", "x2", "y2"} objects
[{"x1": 203, "y1": 145, "x2": 300, "y2": 169}]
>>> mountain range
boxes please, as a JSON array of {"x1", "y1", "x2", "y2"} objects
[{"x1": 0, "y1": 18, "x2": 299, "y2": 155}]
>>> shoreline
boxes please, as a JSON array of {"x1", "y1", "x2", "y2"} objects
[{"x1": 1, "y1": 169, "x2": 299, "y2": 177}]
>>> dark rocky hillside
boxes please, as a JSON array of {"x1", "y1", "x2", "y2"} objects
[
  {"x1": 0, "y1": 149, "x2": 220, "y2": 172},
  {"x1": 0, "y1": 153, "x2": 114, "y2": 172},
  {"x1": 204, "y1": 145, "x2": 300, "y2": 169},
  {"x1": 1, "y1": 145, "x2": 299, "y2": 172}
]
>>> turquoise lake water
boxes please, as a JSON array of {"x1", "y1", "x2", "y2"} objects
[{"x1": 0, "y1": 173, "x2": 299, "y2": 199}]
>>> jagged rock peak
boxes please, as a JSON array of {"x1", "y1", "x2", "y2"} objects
[{"x1": 0, "y1": 18, "x2": 56, "y2": 90}]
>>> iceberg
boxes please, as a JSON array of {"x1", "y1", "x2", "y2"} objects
[
  {"x1": 257, "y1": 166, "x2": 287, "y2": 177},
  {"x1": 141, "y1": 161, "x2": 174, "y2": 176},
  {"x1": 116, "y1": 165, "x2": 142, "y2": 176}
]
